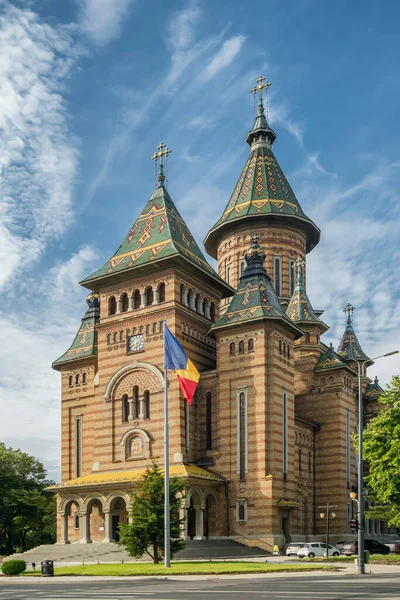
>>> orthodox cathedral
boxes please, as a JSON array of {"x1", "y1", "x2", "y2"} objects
[{"x1": 49, "y1": 79, "x2": 387, "y2": 550}]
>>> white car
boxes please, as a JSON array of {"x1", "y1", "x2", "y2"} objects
[
  {"x1": 285, "y1": 542, "x2": 302, "y2": 556},
  {"x1": 297, "y1": 542, "x2": 340, "y2": 558}
]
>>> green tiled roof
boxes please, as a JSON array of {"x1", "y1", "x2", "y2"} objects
[
  {"x1": 286, "y1": 261, "x2": 328, "y2": 332},
  {"x1": 366, "y1": 376, "x2": 384, "y2": 399},
  {"x1": 337, "y1": 316, "x2": 370, "y2": 363},
  {"x1": 52, "y1": 294, "x2": 100, "y2": 369},
  {"x1": 314, "y1": 343, "x2": 350, "y2": 373},
  {"x1": 204, "y1": 101, "x2": 320, "y2": 258},
  {"x1": 81, "y1": 181, "x2": 232, "y2": 295},
  {"x1": 210, "y1": 237, "x2": 303, "y2": 338}
]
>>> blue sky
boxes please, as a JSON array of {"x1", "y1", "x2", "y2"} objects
[{"x1": 0, "y1": 0, "x2": 399, "y2": 480}]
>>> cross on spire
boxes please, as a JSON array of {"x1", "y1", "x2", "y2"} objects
[
  {"x1": 295, "y1": 257, "x2": 305, "y2": 284},
  {"x1": 250, "y1": 75, "x2": 272, "y2": 101},
  {"x1": 343, "y1": 303, "x2": 355, "y2": 325},
  {"x1": 151, "y1": 142, "x2": 171, "y2": 188}
]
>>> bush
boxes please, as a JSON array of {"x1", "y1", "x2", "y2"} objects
[{"x1": 1, "y1": 560, "x2": 27, "y2": 575}]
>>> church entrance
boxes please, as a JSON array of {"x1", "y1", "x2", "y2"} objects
[
  {"x1": 110, "y1": 497, "x2": 128, "y2": 543},
  {"x1": 112, "y1": 516, "x2": 120, "y2": 542},
  {"x1": 187, "y1": 500, "x2": 196, "y2": 540}
]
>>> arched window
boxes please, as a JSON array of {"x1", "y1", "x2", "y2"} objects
[
  {"x1": 68, "y1": 375, "x2": 73, "y2": 387},
  {"x1": 239, "y1": 392, "x2": 246, "y2": 480},
  {"x1": 248, "y1": 339, "x2": 254, "y2": 352},
  {"x1": 158, "y1": 283, "x2": 165, "y2": 303},
  {"x1": 133, "y1": 386, "x2": 139, "y2": 419},
  {"x1": 146, "y1": 287, "x2": 153, "y2": 306},
  {"x1": 321, "y1": 378, "x2": 326, "y2": 386},
  {"x1": 82, "y1": 372, "x2": 87, "y2": 385},
  {"x1": 240, "y1": 260, "x2": 245, "y2": 277},
  {"x1": 229, "y1": 342, "x2": 235, "y2": 356},
  {"x1": 316, "y1": 335, "x2": 320, "y2": 344},
  {"x1": 113, "y1": 332, "x2": 118, "y2": 343},
  {"x1": 133, "y1": 290, "x2": 141, "y2": 309},
  {"x1": 287, "y1": 345, "x2": 291, "y2": 360},
  {"x1": 298, "y1": 448, "x2": 302, "y2": 471},
  {"x1": 274, "y1": 257, "x2": 281, "y2": 296},
  {"x1": 205, "y1": 392, "x2": 212, "y2": 450},
  {"x1": 107, "y1": 333, "x2": 112, "y2": 345},
  {"x1": 73, "y1": 512, "x2": 79, "y2": 529},
  {"x1": 108, "y1": 296, "x2": 117, "y2": 315},
  {"x1": 239, "y1": 340, "x2": 244, "y2": 354},
  {"x1": 194, "y1": 294, "x2": 199, "y2": 312},
  {"x1": 121, "y1": 293, "x2": 129, "y2": 312},
  {"x1": 279, "y1": 340, "x2": 282, "y2": 355},
  {"x1": 305, "y1": 332, "x2": 310, "y2": 343},
  {"x1": 75, "y1": 373, "x2": 80, "y2": 385},
  {"x1": 144, "y1": 390, "x2": 150, "y2": 419},
  {"x1": 238, "y1": 503, "x2": 245, "y2": 521},
  {"x1": 329, "y1": 376, "x2": 334, "y2": 384},
  {"x1": 122, "y1": 394, "x2": 129, "y2": 423},
  {"x1": 120, "y1": 331, "x2": 124, "y2": 342},
  {"x1": 283, "y1": 343, "x2": 287, "y2": 358},
  {"x1": 187, "y1": 289, "x2": 193, "y2": 308},
  {"x1": 180, "y1": 284, "x2": 185, "y2": 304},
  {"x1": 210, "y1": 303, "x2": 215, "y2": 322},
  {"x1": 146, "y1": 324, "x2": 150, "y2": 336},
  {"x1": 152, "y1": 323, "x2": 157, "y2": 334},
  {"x1": 226, "y1": 265, "x2": 231, "y2": 284}
]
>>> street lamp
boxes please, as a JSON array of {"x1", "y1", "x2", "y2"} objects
[
  {"x1": 355, "y1": 350, "x2": 399, "y2": 575},
  {"x1": 319, "y1": 502, "x2": 337, "y2": 558}
]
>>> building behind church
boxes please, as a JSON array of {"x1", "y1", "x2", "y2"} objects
[{"x1": 49, "y1": 81, "x2": 391, "y2": 550}]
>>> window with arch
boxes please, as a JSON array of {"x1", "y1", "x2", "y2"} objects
[
  {"x1": 226, "y1": 265, "x2": 231, "y2": 284},
  {"x1": 180, "y1": 284, "x2": 185, "y2": 304},
  {"x1": 238, "y1": 340, "x2": 244, "y2": 354},
  {"x1": 145, "y1": 287, "x2": 154, "y2": 306},
  {"x1": 121, "y1": 293, "x2": 129, "y2": 312},
  {"x1": 73, "y1": 512, "x2": 79, "y2": 529},
  {"x1": 120, "y1": 331, "x2": 124, "y2": 342},
  {"x1": 82, "y1": 372, "x2": 87, "y2": 385},
  {"x1": 248, "y1": 338, "x2": 254, "y2": 352},
  {"x1": 274, "y1": 257, "x2": 281, "y2": 296},
  {"x1": 133, "y1": 386, "x2": 139, "y2": 419},
  {"x1": 236, "y1": 499, "x2": 248, "y2": 523},
  {"x1": 238, "y1": 390, "x2": 247, "y2": 481},
  {"x1": 210, "y1": 303, "x2": 215, "y2": 322},
  {"x1": 308, "y1": 451, "x2": 312, "y2": 473},
  {"x1": 158, "y1": 283, "x2": 166, "y2": 303},
  {"x1": 113, "y1": 332, "x2": 118, "y2": 344},
  {"x1": 108, "y1": 296, "x2": 117, "y2": 315},
  {"x1": 279, "y1": 340, "x2": 282, "y2": 355},
  {"x1": 107, "y1": 333, "x2": 112, "y2": 345},
  {"x1": 74, "y1": 416, "x2": 82, "y2": 478},
  {"x1": 133, "y1": 290, "x2": 141, "y2": 309},
  {"x1": 305, "y1": 332, "x2": 310, "y2": 343},
  {"x1": 194, "y1": 294, "x2": 199, "y2": 312},
  {"x1": 283, "y1": 343, "x2": 287, "y2": 358},
  {"x1": 229, "y1": 342, "x2": 235, "y2": 356},
  {"x1": 146, "y1": 324, "x2": 150, "y2": 336},
  {"x1": 122, "y1": 394, "x2": 129, "y2": 423},
  {"x1": 298, "y1": 447, "x2": 302, "y2": 471},
  {"x1": 75, "y1": 373, "x2": 80, "y2": 385},
  {"x1": 240, "y1": 259, "x2": 246, "y2": 277},
  {"x1": 206, "y1": 392, "x2": 212, "y2": 450},
  {"x1": 68, "y1": 375, "x2": 73, "y2": 387},
  {"x1": 144, "y1": 390, "x2": 150, "y2": 419},
  {"x1": 187, "y1": 289, "x2": 193, "y2": 307},
  {"x1": 287, "y1": 345, "x2": 291, "y2": 360}
]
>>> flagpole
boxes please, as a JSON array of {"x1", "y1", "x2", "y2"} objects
[{"x1": 164, "y1": 335, "x2": 171, "y2": 568}]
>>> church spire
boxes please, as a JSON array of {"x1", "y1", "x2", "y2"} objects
[
  {"x1": 247, "y1": 76, "x2": 276, "y2": 147},
  {"x1": 151, "y1": 141, "x2": 171, "y2": 188},
  {"x1": 286, "y1": 258, "x2": 328, "y2": 332},
  {"x1": 337, "y1": 303, "x2": 371, "y2": 362}
]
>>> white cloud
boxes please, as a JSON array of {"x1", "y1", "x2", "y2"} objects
[
  {"x1": 77, "y1": 0, "x2": 135, "y2": 45},
  {"x1": 199, "y1": 35, "x2": 246, "y2": 82},
  {"x1": 0, "y1": 3, "x2": 79, "y2": 290}
]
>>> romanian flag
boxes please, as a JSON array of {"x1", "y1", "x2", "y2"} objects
[{"x1": 164, "y1": 324, "x2": 200, "y2": 404}]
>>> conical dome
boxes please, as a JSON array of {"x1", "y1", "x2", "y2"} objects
[
  {"x1": 337, "y1": 304, "x2": 371, "y2": 362},
  {"x1": 204, "y1": 94, "x2": 320, "y2": 258},
  {"x1": 286, "y1": 260, "x2": 328, "y2": 332}
]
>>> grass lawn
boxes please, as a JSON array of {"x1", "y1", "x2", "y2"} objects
[{"x1": 21, "y1": 561, "x2": 337, "y2": 577}]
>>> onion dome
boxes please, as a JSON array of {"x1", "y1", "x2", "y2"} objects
[
  {"x1": 337, "y1": 304, "x2": 371, "y2": 363},
  {"x1": 86, "y1": 292, "x2": 100, "y2": 308},
  {"x1": 204, "y1": 79, "x2": 320, "y2": 258},
  {"x1": 210, "y1": 236, "x2": 303, "y2": 338},
  {"x1": 286, "y1": 259, "x2": 328, "y2": 333}
]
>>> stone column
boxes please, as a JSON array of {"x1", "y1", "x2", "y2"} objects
[
  {"x1": 116, "y1": 299, "x2": 122, "y2": 314},
  {"x1": 128, "y1": 295, "x2": 134, "y2": 311},
  {"x1": 204, "y1": 302, "x2": 211, "y2": 319},
  {"x1": 79, "y1": 510, "x2": 90, "y2": 543},
  {"x1": 57, "y1": 511, "x2": 69, "y2": 544},
  {"x1": 181, "y1": 506, "x2": 189, "y2": 540},
  {"x1": 182, "y1": 288, "x2": 189, "y2": 307},
  {"x1": 189, "y1": 294, "x2": 196, "y2": 310},
  {"x1": 194, "y1": 505, "x2": 205, "y2": 540},
  {"x1": 102, "y1": 509, "x2": 112, "y2": 543},
  {"x1": 139, "y1": 396, "x2": 145, "y2": 420},
  {"x1": 128, "y1": 399, "x2": 134, "y2": 421},
  {"x1": 141, "y1": 292, "x2": 146, "y2": 308},
  {"x1": 154, "y1": 289, "x2": 160, "y2": 304}
]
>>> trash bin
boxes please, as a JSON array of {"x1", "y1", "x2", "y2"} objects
[
  {"x1": 41, "y1": 560, "x2": 54, "y2": 577},
  {"x1": 364, "y1": 550, "x2": 370, "y2": 564}
]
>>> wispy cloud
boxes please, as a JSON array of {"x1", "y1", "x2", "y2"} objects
[
  {"x1": 0, "y1": 2, "x2": 79, "y2": 290},
  {"x1": 77, "y1": 0, "x2": 135, "y2": 45},
  {"x1": 199, "y1": 35, "x2": 246, "y2": 82}
]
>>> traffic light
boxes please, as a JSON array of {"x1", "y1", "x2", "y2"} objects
[{"x1": 349, "y1": 519, "x2": 358, "y2": 532}]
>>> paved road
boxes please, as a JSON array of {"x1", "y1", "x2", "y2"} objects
[{"x1": 1, "y1": 573, "x2": 400, "y2": 600}]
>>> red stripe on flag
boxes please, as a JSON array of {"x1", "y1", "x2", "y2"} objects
[{"x1": 176, "y1": 375, "x2": 198, "y2": 405}]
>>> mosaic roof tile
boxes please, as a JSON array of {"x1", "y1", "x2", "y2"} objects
[
  {"x1": 210, "y1": 237, "x2": 303, "y2": 338},
  {"x1": 366, "y1": 376, "x2": 384, "y2": 399},
  {"x1": 286, "y1": 260, "x2": 328, "y2": 332},
  {"x1": 314, "y1": 343, "x2": 350, "y2": 373},
  {"x1": 337, "y1": 308, "x2": 370, "y2": 362},
  {"x1": 52, "y1": 293, "x2": 100, "y2": 369},
  {"x1": 81, "y1": 183, "x2": 230, "y2": 294}
]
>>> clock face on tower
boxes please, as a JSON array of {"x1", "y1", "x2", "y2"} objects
[{"x1": 127, "y1": 333, "x2": 144, "y2": 354}]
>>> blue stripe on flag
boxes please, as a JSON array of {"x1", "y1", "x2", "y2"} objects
[{"x1": 164, "y1": 324, "x2": 188, "y2": 371}]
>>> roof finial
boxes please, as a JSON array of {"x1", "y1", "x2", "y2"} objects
[
  {"x1": 250, "y1": 75, "x2": 272, "y2": 107},
  {"x1": 151, "y1": 141, "x2": 171, "y2": 188},
  {"x1": 295, "y1": 257, "x2": 305, "y2": 285},
  {"x1": 343, "y1": 303, "x2": 355, "y2": 325}
]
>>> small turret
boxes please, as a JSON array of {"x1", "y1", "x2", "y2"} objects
[
  {"x1": 337, "y1": 304, "x2": 371, "y2": 363},
  {"x1": 286, "y1": 259, "x2": 328, "y2": 333}
]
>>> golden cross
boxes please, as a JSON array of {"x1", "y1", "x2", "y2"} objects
[
  {"x1": 250, "y1": 75, "x2": 272, "y2": 100},
  {"x1": 151, "y1": 141, "x2": 171, "y2": 167},
  {"x1": 343, "y1": 303, "x2": 355, "y2": 324}
]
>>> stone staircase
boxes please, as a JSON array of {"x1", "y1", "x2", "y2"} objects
[{"x1": 7, "y1": 539, "x2": 270, "y2": 566}]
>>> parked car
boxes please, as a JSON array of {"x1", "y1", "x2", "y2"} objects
[
  {"x1": 341, "y1": 539, "x2": 391, "y2": 556},
  {"x1": 385, "y1": 540, "x2": 400, "y2": 554},
  {"x1": 285, "y1": 543, "x2": 302, "y2": 556},
  {"x1": 335, "y1": 540, "x2": 345, "y2": 551},
  {"x1": 297, "y1": 542, "x2": 340, "y2": 558}
]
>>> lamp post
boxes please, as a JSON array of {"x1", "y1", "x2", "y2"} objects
[
  {"x1": 355, "y1": 350, "x2": 399, "y2": 575},
  {"x1": 319, "y1": 502, "x2": 337, "y2": 558}
]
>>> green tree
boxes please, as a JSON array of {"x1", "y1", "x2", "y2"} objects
[
  {"x1": 119, "y1": 464, "x2": 186, "y2": 563},
  {"x1": 363, "y1": 375, "x2": 400, "y2": 526},
  {"x1": 0, "y1": 444, "x2": 56, "y2": 554}
]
